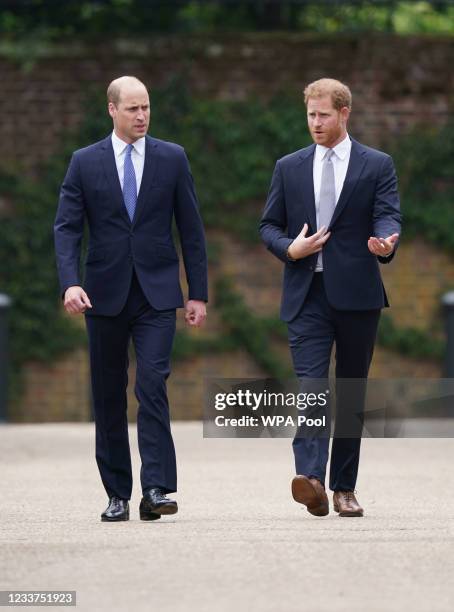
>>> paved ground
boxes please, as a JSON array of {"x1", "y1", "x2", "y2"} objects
[{"x1": 0, "y1": 423, "x2": 453, "y2": 612}]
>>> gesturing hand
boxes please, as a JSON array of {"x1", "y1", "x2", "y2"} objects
[
  {"x1": 64, "y1": 286, "x2": 92, "y2": 315},
  {"x1": 185, "y1": 300, "x2": 207, "y2": 327},
  {"x1": 287, "y1": 223, "x2": 331, "y2": 260},
  {"x1": 368, "y1": 233, "x2": 399, "y2": 257}
]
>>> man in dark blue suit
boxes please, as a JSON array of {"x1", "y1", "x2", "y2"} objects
[
  {"x1": 260, "y1": 78, "x2": 401, "y2": 517},
  {"x1": 54, "y1": 76, "x2": 208, "y2": 522}
]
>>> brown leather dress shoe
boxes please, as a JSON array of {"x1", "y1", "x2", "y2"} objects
[
  {"x1": 333, "y1": 491, "x2": 364, "y2": 517},
  {"x1": 291, "y1": 475, "x2": 329, "y2": 516}
]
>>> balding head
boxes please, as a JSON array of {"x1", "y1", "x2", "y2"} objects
[
  {"x1": 107, "y1": 76, "x2": 148, "y2": 107},
  {"x1": 107, "y1": 76, "x2": 150, "y2": 143}
]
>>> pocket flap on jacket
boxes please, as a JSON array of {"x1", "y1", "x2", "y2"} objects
[
  {"x1": 85, "y1": 248, "x2": 105, "y2": 264},
  {"x1": 156, "y1": 243, "x2": 179, "y2": 261}
]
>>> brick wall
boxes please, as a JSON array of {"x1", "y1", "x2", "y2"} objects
[
  {"x1": 2, "y1": 34, "x2": 454, "y2": 174},
  {"x1": 13, "y1": 236, "x2": 449, "y2": 422},
  {"x1": 2, "y1": 33, "x2": 453, "y2": 420}
]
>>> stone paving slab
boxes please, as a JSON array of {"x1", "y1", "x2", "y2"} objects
[{"x1": 0, "y1": 423, "x2": 453, "y2": 612}]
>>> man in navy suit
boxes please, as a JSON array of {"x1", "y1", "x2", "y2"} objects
[
  {"x1": 54, "y1": 76, "x2": 208, "y2": 522},
  {"x1": 260, "y1": 78, "x2": 401, "y2": 517}
]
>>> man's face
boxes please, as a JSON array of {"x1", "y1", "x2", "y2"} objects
[
  {"x1": 306, "y1": 95, "x2": 349, "y2": 148},
  {"x1": 108, "y1": 85, "x2": 150, "y2": 143}
]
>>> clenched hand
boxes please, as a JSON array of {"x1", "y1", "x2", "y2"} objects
[
  {"x1": 64, "y1": 286, "x2": 92, "y2": 315},
  {"x1": 185, "y1": 300, "x2": 207, "y2": 327}
]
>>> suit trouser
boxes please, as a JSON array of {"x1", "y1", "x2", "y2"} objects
[
  {"x1": 85, "y1": 269, "x2": 177, "y2": 500},
  {"x1": 288, "y1": 273, "x2": 380, "y2": 492}
]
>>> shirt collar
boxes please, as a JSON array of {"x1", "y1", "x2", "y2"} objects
[
  {"x1": 315, "y1": 133, "x2": 351, "y2": 162},
  {"x1": 111, "y1": 131, "x2": 146, "y2": 157}
]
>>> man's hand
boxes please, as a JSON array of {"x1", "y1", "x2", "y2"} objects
[
  {"x1": 287, "y1": 223, "x2": 331, "y2": 260},
  {"x1": 64, "y1": 286, "x2": 92, "y2": 315},
  {"x1": 368, "y1": 233, "x2": 399, "y2": 257},
  {"x1": 185, "y1": 300, "x2": 207, "y2": 327}
]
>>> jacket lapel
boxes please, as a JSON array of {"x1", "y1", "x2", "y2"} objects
[
  {"x1": 297, "y1": 145, "x2": 317, "y2": 231},
  {"x1": 101, "y1": 136, "x2": 131, "y2": 225},
  {"x1": 329, "y1": 139, "x2": 367, "y2": 228},
  {"x1": 132, "y1": 136, "x2": 159, "y2": 228}
]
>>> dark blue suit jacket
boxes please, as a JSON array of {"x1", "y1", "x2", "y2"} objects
[
  {"x1": 260, "y1": 138, "x2": 402, "y2": 322},
  {"x1": 54, "y1": 134, "x2": 208, "y2": 316}
]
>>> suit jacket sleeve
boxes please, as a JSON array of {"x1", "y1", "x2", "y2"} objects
[
  {"x1": 174, "y1": 149, "x2": 208, "y2": 302},
  {"x1": 259, "y1": 160, "x2": 294, "y2": 263},
  {"x1": 54, "y1": 153, "x2": 86, "y2": 296},
  {"x1": 373, "y1": 154, "x2": 402, "y2": 264}
]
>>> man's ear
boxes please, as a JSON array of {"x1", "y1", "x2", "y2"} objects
[
  {"x1": 108, "y1": 102, "x2": 116, "y2": 119},
  {"x1": 340, "y1": 106, "x2": 350, "y2": 125}
]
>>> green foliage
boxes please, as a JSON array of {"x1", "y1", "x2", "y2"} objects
[
  {"x1": 299, "y1": 1, "x2": 454, "y2": 34},
  {"x1": 0, "y1": 87, "x2": 110, "y2": 400},
  {"x1": 391, "y1": 122, "x2": 454, "y2": 252},
  {"x1": 172, "y1": 328, "x2": 238, "y2": 361},
  {"x1": 2, "y1": 1, "x2": 454, "y2": 41},
  {"x1": 177, "y1": 2, "x2": 254, "y2": 32},
  {"x1": 393, "y1": 1, "x2": 454, "y2": 34},
  {"x1": 299, "y1": 2, "x2": 393, "y2": 33},
  {"x1": 0, "y1": 171, "x2": 86, "y2": 401},
  {"x1": 151, "y1": 79, "x2": 310, "y2": 241},
  {"x1": 215, "y1": 276, "x2": 292, "y2": 379},
  {"x1": 377, "y1": 313, "x2": 444, "y2": 360}
]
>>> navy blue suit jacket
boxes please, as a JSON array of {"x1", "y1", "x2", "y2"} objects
[
  {"x1": 54, "y1": 134, "x2": 208, "y2": 316},
  {"x1": 260, "y1": 138, "x2": 402, "y2": 322}
]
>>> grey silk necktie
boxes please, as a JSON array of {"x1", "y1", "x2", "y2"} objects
[{"x1": 316, "y1": 149, "x2": 336, "y2": 270}]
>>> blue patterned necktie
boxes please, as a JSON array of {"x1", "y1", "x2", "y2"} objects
[{"x1": 123, "y1": 143, "x2": 137, "y2": 222}]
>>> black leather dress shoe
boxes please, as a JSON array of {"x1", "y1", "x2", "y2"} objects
[
  {"x1": 101, "y1": 496, "x2": 129, "y2": 522},
  {"x1": 139, "y1": 488, "x2": 178, "y2": 521}
]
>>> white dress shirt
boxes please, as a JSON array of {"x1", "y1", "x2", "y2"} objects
[
  {"x1": 313, "y1": 133, "x2": 351, "y2": 271},
  {"x1": 111, "y1": 130, "x2": 145, "y2": 194}
]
